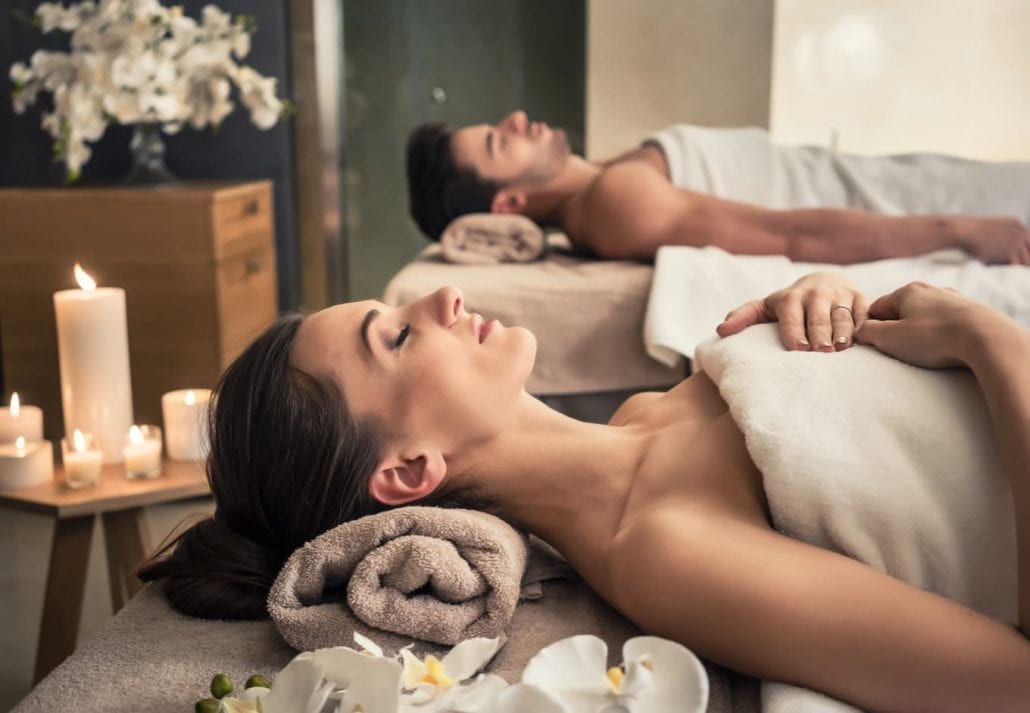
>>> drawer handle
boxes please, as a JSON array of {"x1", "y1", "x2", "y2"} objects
[
  {"x1": 245, "y1": 256, "x2": 262, "y2": 274},
  {"x1": 243, "y1": 200, "x2": 260, "y2": 216}
]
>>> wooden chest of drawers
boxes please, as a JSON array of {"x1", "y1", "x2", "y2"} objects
[{"x1": 0, "y1": 181, "x2": 279, "y2": 439}]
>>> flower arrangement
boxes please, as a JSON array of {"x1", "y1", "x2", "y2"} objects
[
  {"x1": 194, "y1": 632, "x2": 709, "y2": 713},
  {"x1": 9, "y1": 0, "x2": 288, "y2": 182}
]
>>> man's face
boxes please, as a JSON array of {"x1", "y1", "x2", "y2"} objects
[{"x1": 450, "y1": 110, "x2": 571, "y2": 187}]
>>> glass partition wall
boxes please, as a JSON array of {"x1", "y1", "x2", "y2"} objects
[{"x1": 341, "y1": 0, "x2": 586, "y2": 299}]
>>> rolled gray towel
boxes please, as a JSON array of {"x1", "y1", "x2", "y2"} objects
[
  {"x1": 440, "y1": 213, "x2": 547, "y2": 264},
  {"x1": 268, "y1": 507, "x2": 530, "y2": 650}
]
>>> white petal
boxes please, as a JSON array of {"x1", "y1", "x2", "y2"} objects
[
  {"x1": 522, "y1": 635, "x2": 610, "y2": 693},
  {"x1": 261, "y1": 654, "x2": 333, "y2": 713},
  {"x1": 238, "y1": 687, "x2": 270, "y2": 703},
  {"x1": 352, "y1": 631, "x2": 384, "y2": 658},
  {"x1": 400, "y1": 648, "x2": 428, "y2": 690},
  {"x1": 433, "y1": 673, "x2": 511, "y2": 712},
  {"x1": 492, "y1": 683, "x2": 571, "y2": 713},
  {"x1": 218, "y1": 697, "x2": 260, "y2": 713},
  {"x1": 440, "y1": 637, "x2": 504, "y2": 682},
  {"x1": 621, "y1": 637, "x2": 708, "y2": 713},
  {"x1": 309, "y1": 647, "x2": 401, "y2": 713}
]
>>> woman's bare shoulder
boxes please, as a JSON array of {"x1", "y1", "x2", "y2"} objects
[{"x1": 608, "y1": 391, "x2": 665, "y2": 426}]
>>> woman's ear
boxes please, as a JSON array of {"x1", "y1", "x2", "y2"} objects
[
  {"x1": 490, "y1": 189, "x2": 528, "y2": 215},
  {"x1": 369, "y1": 448, "x2": 447, "y2": 506}
]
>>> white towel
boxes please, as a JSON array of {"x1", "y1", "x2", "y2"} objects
[
  {"x1": 646, "y1": 124, "x2": 1030, "y2": 221},
  {"x1": 694, "y1": 324, "x2": 1017, "y2": 712},
  {"x1": 644, "y1": 246, "x2": 1030, "y2": 370}
]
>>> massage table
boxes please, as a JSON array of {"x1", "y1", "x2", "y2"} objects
[{"x1": 13, "y1": 580, "x2": 759, "y2": 711}]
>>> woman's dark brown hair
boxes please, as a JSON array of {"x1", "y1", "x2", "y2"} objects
[
  {"x1": 138, "y1": 314, "x2": 378, "y2": 619},
  {"x1": 138, "y1": 313, "x2": 491, "y2": 619}
]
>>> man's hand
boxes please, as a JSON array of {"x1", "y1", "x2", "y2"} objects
[
  {"x1": 958, "y1": 217, "x2": 1030, "y2": 265},
  {"x1": 717, "y1": 272, "x2": 870, "y2": 352}
]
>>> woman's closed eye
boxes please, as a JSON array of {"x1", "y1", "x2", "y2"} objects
[{"x1": 393, "y1": 324, "x2": 411, "y2": 349}]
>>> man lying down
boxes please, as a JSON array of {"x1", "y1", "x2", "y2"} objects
[
  {"x1": 406, "y1": 111, "x2": 1030, "y2": 265},
  {"x1": 140, "y1": 271, "x2": 1030, "y2": 711}
]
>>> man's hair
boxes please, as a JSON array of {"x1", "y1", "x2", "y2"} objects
[{"x1": 406, "y1": 123, "x2": 501, "y2": 241}]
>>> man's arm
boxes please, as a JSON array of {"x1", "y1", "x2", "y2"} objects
[{"x1": 583, "y1": 163, "x2": 1029, "y2": 264}]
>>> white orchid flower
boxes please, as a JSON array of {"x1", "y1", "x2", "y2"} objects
[
  {"x1": 259, "y1": 654, "x2": 335, "y2": 713},
  {"x1": 308, "y1": 645, "x2": 403, "y2": 713},
  {"x1": 217, "y1": 686, "x2": 269, "y2": 713},
  {"x1": 492, "y1": 683, "x2": 571, "y2": 713},
  {"x1": 12, "y1": 0, "x2": 285, "y2": 179},
  {"x1": 521, "y1": 635, "x2": 708, "y2": 713},
  {"x1": 398, "y1": 636, "x2": 507, "y2": 712}
]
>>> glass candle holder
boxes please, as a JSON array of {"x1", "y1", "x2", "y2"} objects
[
  {"x1": 123, "y1": 424, "x2": 162, "y2": 480},
  {"x1": 61, "y1": 429, "x2": 103, "y2": 489}
]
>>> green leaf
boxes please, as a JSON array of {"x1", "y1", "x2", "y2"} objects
[{"x1": 63, "y1": 168, "x2": 81, "y2": 185}]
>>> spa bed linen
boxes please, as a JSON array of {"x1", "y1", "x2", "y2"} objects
[
  {"x1": 646, "y1": 245, "x2": 1030, "y2": 370},
  {"x1": 13, "y1": 581, "x2": 759, "y2": 712},
  {"x1": 383, "y1": 236, "x2": 682, "y2": 397},
  {"x1": 647, "y1": 124, "x2": 1030, "y2": 221}
]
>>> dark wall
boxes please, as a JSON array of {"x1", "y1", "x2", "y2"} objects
[{"x1": 0, "y1": 0, "x2": 300, "y2": 311}]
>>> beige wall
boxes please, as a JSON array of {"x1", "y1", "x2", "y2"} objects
[
  {"x1": 586, "y1": 0, "x2": 774, "y2": 159},
  {"x1": 771, "y1": 0, "x2": 1030, "y2": 160}
]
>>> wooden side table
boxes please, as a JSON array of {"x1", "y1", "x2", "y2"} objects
[{"x1": 0, "y1": 459, "x2": 210, "y2": 683}]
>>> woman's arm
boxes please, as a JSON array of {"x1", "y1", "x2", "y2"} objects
[
  {"x1": 610, "y1": 510, "x2": 1030, "y2": 712},
  {"x1": 856, "y1": 282, "x2": 1030, "y2": 635}
]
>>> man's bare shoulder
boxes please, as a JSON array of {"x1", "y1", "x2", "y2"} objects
[{"x1": 600, "y1": 143, "x2": 670, "y2": 177}]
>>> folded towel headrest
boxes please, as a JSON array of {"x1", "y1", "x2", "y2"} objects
[{"x1": 440, "y1": 213, "x2": 547, "y2": 265}]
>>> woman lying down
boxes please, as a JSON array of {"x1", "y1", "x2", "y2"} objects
[{"x1": 140, "y1": 272, "x2": 1030, "y2": 711}]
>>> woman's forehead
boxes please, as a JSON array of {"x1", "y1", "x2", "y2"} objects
[{"x1": 294, "y1": 300, "x2": 380, "y2": 367}]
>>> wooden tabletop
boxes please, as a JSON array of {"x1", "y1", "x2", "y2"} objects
[{"x1": 0, "y1": 459, "x2": 211, "y2": 518}]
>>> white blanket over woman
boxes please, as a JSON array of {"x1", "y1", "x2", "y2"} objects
[
  {"x1": 646, "y1": 124, "x2": 1030, "y2": 222},
  {"x1": 694, "y1": 324, "x2": 1017, "y2": 712}
]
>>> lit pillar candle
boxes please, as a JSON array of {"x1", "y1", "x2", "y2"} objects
[
  {"x1": 162, "y1": 389, "x2": 212, "y2": 461},
  {"x1": 0, "y1": 437, "x2": 54, "y2": 490},
  {"x1": 0, "y1": 393, "x2": 44, "y2": 444},
  {"x1": 53, "y1": 264, "x2": 134, "y2": 463}
]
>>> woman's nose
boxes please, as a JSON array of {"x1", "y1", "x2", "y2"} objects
[{"x1": 426, "y1": 286, "x2": 463, "y2": 326}]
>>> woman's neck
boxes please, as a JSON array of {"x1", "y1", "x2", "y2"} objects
[{"x1": 448, "y1": 391, "x2": 651, "y2": 550}]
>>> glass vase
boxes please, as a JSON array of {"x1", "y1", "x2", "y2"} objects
[{"x1": 123, "y1": 123, "x2": 178, "y2": 185}]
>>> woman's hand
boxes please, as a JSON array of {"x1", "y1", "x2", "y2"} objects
[
  {"x1": 854, "y1": 281, "x2": 1013, "y2": 369},
  {"x1": 717, "y1": 272, "x2": 870, "y2": 351}
]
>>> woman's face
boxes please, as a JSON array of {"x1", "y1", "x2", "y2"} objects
[{"x1": 290, "y1": 286, "x2": 537, "y2": 453}]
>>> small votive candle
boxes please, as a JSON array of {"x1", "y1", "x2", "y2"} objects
[
  {"x1": 61, "y1": 429, "x2": 103, "y2": 489},
  {"x1": 0, "y1": 436, "x2": 54, "y2": 490},
  {"x1": 162, "y1": 389, "x2": 212, "y2": 461},
  {"x1": 0, "y1": 393, "x2": 44, "y2": 444},
  {"x1": 123, "y1": 425, "x2": 162, "y2": 480}
]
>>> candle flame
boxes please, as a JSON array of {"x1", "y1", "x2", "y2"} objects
[
  {"x1": 10, "y1": 392, "x2": 19, "y2": 416},
  {"x1": 74, "y1": 263, "x2": 97, "y2": 292},
  {"x1": 73, "y1": 428, "x2": 87, "y2": 452},
  {"x1": 15, "y1": 436, "x2": 25, "y2": 450},
  {"x1": 129, "y1": 425, "x2": 144, "y2": 445},
  {"x1": 184, "y1": 390, "x2": 197, "y2": 406}
]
